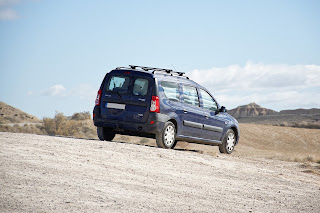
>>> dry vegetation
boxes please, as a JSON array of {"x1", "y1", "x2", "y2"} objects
[
  {"x1": 0, "y1": 101, "x2": 41, "y2": 124},
  {"x1": 0, "y1": 111, "x2": 97, "y2": 139},
  {"x1": 42, "y1": 112, "x2": 97, "y2": 139},
  {"x1": 0, "y1": 123, "x2": 45, "y2": 135}
]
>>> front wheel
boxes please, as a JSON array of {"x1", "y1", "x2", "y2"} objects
[
  {"x1": 219, "y1": 129, "x2": 236, "y2": 154},
  {"x1": 97, "y1": 127, "x2": 116, "y2": 141},
  {"x1": 156, "y1": 121, "x2": 177, "y2": 149}
]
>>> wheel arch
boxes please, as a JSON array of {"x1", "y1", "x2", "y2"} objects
[
  {"x1": 230, "y1": 126, "x2": 239, "y2": 145},
  {"x1": 168, "y1": 118, "x2": 178, "y2": 134}
]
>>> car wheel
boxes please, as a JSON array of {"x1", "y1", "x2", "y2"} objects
[
  {"x1": 156, "y1": 121, "x2": 177, "y2": 149},
  {"x1": 219, "y1": 129, "x2": 235, "y2": 154},
  {"x1": 97, "y1": 127, "x2": 116, "y2": 141}
]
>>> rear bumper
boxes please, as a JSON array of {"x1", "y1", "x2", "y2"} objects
[{"x1": 93, "y1": 106, "x2": 165, "y2": 136}]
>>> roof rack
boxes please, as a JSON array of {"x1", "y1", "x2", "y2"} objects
[{"x1": 116, "y1": 65, "x2": 189, "y2": 79}]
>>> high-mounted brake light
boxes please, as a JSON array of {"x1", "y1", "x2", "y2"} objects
[
  {"x1": 150, "y1": 96, "x2": 160, "y2": 113},
  {"x1": 95, "y1": 89, "x2": 102, "y2": 106}
]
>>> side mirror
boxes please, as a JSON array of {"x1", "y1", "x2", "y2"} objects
[{"x1": 219, "y1": 106, "x2": 227, "y2": 113}]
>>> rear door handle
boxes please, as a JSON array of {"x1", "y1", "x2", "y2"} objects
[
  {"x1": 205, "y1": 114, "x2": 209, "y2": 118},
  {"x1": 184, "y1": 109, "x2": 188, "y2": 113}
]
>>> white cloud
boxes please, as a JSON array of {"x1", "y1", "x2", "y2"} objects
[
  {"x1": 189, "y1": 62, "x2": 320, "y2": 92},
  {"x1": 188, "y1": 62, "x2": 320, "y2": 110},
  {"x1": 0, "y1": 0, "x2": 20, "y2": 20},
  {"x1": 216, "y1": 91, "x2": 320, "y2": 111},
  {"x1": 0, "y1": 8, "x2": 17, "y2": 20},
  {"x1": 69, "y1": 84, "x2": 97, "y2": 101},
  {"x1": 0, "y1": 0, "x2": 19, "y2": 7},
  {"x1": 44, "y1": 84, "x2": 67, "y2": 97},
  {"x1": 41, "y1": 84, "x2": 97, "y2": 102}
]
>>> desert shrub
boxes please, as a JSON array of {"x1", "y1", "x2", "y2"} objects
[
  {"x1": 292, "y1": 122, "x2": 320, "y2": 129},
  {"x1": 42, "y1": 112, "x2": 97, "y2": 139},
  {"x1": 43, "y1": 113, "x2": 72, "y2": 136},
  {"x1": 0, "y1": 110, "x2": 97, "y2": 139},
  {"x1": 43, "y1": 117, "x2": 57, "y2": 135},
  {"x1": 304, "y1": 156, "x2": 315, "y2": 162},
  {"x1": 71, "y1": 112, "x2": 91, "y2": 121},
  {"x1": 43, "y1": 112, "x2": 68, "y2": 136},
  {"x1": 0, "y1": 123, "x2": 45, "y2": 135},
  {"x1": 280, "y1": 122, "x2": 289, "y2": 127},
  {"x1": 5, "y1": 116, "x2": 21, "y2": 123}
]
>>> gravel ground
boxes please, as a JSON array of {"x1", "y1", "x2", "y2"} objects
[{"x1": 0, "y1": 132, "x2": 319, "y2": 212}]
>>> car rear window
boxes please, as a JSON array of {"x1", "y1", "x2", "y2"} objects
[
  {"x1": 107, "y1": 76, "x2": 130, "y2": 93},
  {"x1": 161, "y1": 81, "x2": 180, "y2": 102},
  {"x1": 133, "y1": 78, "x2": 149, "y2": 96}
]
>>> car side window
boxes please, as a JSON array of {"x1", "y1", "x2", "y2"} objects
[
  {"x1": 161, "y1": 81, "x2": 180, "y2": 102},
  {"x1": 200, "y1": 89, "x2": 218, "y2": 111},
  {"x1": 133, "y1": 78, "x2": 149, "y2": 96},
  {"x1": 182, "y1": 85, "x2": 199, "y2": 107}
]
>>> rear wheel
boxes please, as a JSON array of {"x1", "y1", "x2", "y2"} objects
[
  {"x1": 156, "y1": 121, "x2": 177, "y2": 149},
  {"x1": 219, "y1": 129, "x2": 235, "y2": 154},
  {"x1": 97, "y1": 127, "x2": 116, "y2": 141}
]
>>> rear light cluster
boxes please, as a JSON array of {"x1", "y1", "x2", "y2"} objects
[
  {"x1": 150, "y1": 96, "x2": 160, "y2": 113},
  {"x1": 95, "y1": 89, "x2": 102, "y2": 106}
]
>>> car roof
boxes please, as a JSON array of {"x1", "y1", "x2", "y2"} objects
[{"x1": 112, "y1": 65, "x2": 202, "y2": 88}]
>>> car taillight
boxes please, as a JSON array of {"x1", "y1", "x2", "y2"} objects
[
  {"x1": 150, "y1": 96, "x2": 160, "y2": 113},
  {"x1": 95, "y1": 89, "x2": 102, "y2": 106}
]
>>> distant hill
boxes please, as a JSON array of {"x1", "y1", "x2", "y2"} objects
[
  {"x1": 227, "y1": 102, "x2": 278, "y2": 118},
  {"x1": 280, "y1": 108, "x2": 320, "y2": 115},
  {"x1": 228, "y1": 103, "x2": 320, "y2": 128},
  {"x1": 0, "y1": 101, "x2": 41, "y2": 124}
]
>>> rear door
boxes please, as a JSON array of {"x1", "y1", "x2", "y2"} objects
[
  {"x1": 100, "y1": 71, "x2": 152, "y2": 123},
  {"x1": 180, "y1": 84, "x2": 203, "y2": 138},
  {"x1": 126, "y1": 77, "x2": 152, "y2": 123}
]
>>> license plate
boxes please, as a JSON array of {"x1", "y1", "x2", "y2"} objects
[{"x1": 105, "y1": 103, "x2": 126, "y2": 110}]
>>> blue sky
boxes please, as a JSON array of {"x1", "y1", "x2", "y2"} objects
[{"x1": 1, "y1": 0, "x2": 320, "y2": 118}]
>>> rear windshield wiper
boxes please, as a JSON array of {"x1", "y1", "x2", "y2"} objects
[
  {"x1": 109, "y1": 90, "x2": 122, "y2": 99},
  {"x1": 116, "y1": 91, "x2": 122, "y2": 99}
]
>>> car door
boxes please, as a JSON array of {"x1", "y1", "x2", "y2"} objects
[
  {"x1": 180, "y1": 84, "x2": 203, "y2": 138},
  {"x1": 126, "y1": 77, "x2": 152, "y2": 123},
  {"x1": 200, "y1": 89, "x2": 226, "y2": 141},
  {"x1": 101, "y1": 75, "x2": 131, "y2": 121},
  {"x1": 101, "y1": 74, "x2": 152, "y2": 123}
]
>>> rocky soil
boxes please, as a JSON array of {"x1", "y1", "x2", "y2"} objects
[{"x1": 0, "y1": 132, "x2": 319, "y2": 212}]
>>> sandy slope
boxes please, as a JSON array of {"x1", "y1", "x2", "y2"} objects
[
  {"x1": 175, "y1": 124, "x2": 320, "y2": 162},
  {"x1": 0, "y1": 132, "x2": 319, "y2": 212}
]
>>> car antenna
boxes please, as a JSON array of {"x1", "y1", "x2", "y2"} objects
[{"x1": 171, "y1": 64, "x2": 177, "y2": 72}]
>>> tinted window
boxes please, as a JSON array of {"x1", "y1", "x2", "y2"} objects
[
  {"x1": 200, "y1": 89, "x2": 218, "y2": 111},
  {"x1": 133, "y1": 78, "x2": 149, "y2": 96},
  {"x1": 162, "y1": 81, "x2": 180, "y2": 102},
  {"x1": 182, "y1": 85, "x2": 199, "y2": 107},
  {"x1": 107, "y1": 76, "x2": 130, "y2": 93}
]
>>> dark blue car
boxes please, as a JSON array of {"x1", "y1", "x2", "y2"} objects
[{"x1": 93, "y1": 65, "x2": 239, "y2": 154}]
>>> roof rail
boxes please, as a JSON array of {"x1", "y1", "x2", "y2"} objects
[{"x1": 116, "y1": 65, "x2": 188, "y2": 79}]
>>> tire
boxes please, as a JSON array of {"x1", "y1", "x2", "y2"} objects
[
  {"x1": 219, "y1": 129, "x2": 236, "y2": 154},
  {"x1": 156, "y1": 121, "x2": 177, "y2": 149},
  {"x1": 97, "y1": 127, "x2": 116, "y2": 141}
]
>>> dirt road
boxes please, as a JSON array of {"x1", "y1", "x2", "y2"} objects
[{"x1": 0, "y1": 132, "x2": 319, "y2": 212}]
